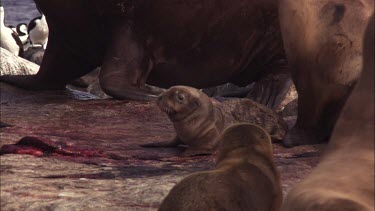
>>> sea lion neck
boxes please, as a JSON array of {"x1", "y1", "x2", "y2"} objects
[{"x1": 216, "y1": 148, "x2": 246, "y2": 165}]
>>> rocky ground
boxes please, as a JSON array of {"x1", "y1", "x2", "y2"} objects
[
  {"x1": 1, "y1": 2, "x2": 323, "y2": 210},
  {"x1": 0, "y1": 82, "x2": 324, "y2": 210}
]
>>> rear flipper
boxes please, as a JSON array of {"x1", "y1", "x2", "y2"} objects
[
  {"x1": 247, "y1": 66, "x2": 294, "y2": 110},
  {"x1": 1, "y1": 17, "x2": 102, "y2": 91}
]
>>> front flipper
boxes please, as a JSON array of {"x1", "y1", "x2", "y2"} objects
[
  {"x1": 99, "y1": 21, "x2": 160, "y2": 101},
  {"x1": 145, "y1": 84, "x2": 166, "y2": 95},
  {"x1": 141, "y1": 137, "x2": 181, "y2": 148},
  {"x1": 181, "y1": 129, "x2": 220, "y2": 157},
  {"x1": 283, "y1": 125, "x2": 329, "y2": 148},
  {"x1": 1, "y1": 19, "x2": 101, "y2": 91},
  {"x1": 182, "y1": 147, "x2": 213, "y2": 157}
]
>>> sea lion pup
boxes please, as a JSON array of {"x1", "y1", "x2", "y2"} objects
[
  {"x1": 281, "y1": 15, "x2": 374, "y2": 211},
  {"x1": 142, "y1": 86, "x2": 287, "y2": 156},
  {"x1": 158, "y1": 123, "x2": 282, "y2": 211}
]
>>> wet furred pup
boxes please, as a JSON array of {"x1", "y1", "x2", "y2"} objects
[
  {"x1": 143, "y1": 86, "x2": 287, "y2": 156},
  {"x1": 159, "y1": 123, "x2": 282, "y2": 211}
]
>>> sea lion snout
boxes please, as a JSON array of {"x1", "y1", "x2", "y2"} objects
[
  {"x1": 157, "y1": 96, "x2": 175, "y2": 116},
  {"x1": 156, "y1": 87, "x2": 197, "y2": 120}
]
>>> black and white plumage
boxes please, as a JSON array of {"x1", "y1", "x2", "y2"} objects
[
  {"x1": 16, "y1": 23, "x2": 31, "y2": 51},
  {"x1": 16, "y1": 23, "x2": 29, "y2": 42},
  {"x1": 0, "y1": 6, "x2": 23, "y2": 56},
  {"x1": 16, "y1": 23, "x2": 28, "y2": 36},
  {"x1": 27, "y1": 14, "x2": 49, "y2": 48}
]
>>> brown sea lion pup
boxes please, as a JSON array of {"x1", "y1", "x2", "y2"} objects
[
  {"x1": 281, "y1": 15, "x2": 374, "y2": 211},
  {"x1": 158, "y1": 123, "x2": 282, "y2": 211},
  {"x1": 142, "y1": 86, "x2": 287, "y2": 156}
]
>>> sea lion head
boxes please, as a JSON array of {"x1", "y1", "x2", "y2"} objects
[
  {"x1": 216, "y1": 123, "x2": 273, "y2": 163},
  {"x1": 157, "y1": 86, "x2": 212, "y2": 122}
]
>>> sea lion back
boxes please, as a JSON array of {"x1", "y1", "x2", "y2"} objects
[{"x1": 159, "y1": 123, "x2": 282, "y2": 211}]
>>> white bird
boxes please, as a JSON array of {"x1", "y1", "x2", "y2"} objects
[
  {"x1": 0, "y1": 6, "x2": 22, "y2": 56},
  {"x1": 28, "y1": 14, "x2": 49, "y2": 49}
]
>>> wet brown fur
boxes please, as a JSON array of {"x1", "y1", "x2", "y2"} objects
[
  {"x1": 144, "y1": 85, "x2": 286, "y2": 156},
  {"x1": 159, "y1": 123, "x2": 282, "y2": 211}
]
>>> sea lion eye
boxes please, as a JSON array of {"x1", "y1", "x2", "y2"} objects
[{"x1": 176, "y1": 93, "x2": 185, "y2": 102}]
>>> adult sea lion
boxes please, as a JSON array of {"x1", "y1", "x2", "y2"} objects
[
  {"x1": 143, "y1": 86, "x2": 287, "y2": 156},
  {"x1": 159, "y1": 123, "x2": 282, "y2": 211},
  {"x1": 0, "y1": 0, "x2": 287, "y2": 105},
  {"x1": 282, "y1": 15, "x2": 374, "y2": 211},
  {"x1": 279, "y1": 0, "x2": 374, "y2": 146}
]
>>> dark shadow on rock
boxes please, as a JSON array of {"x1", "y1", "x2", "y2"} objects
[
  {"x1": 0, "y1": 121, "x2": 13, "y2": 128},
  {"x1": 40, "y1": 163, "x2": 214, "y2": 180}
]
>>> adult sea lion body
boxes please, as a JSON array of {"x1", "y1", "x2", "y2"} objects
[
  {"x1": 279, "y1": 0, "x2": 374, "y2": 146},
  {"x1": 159, "y1": 123, "x2": 282, "y2": 211},
  {"x1": 282, "y1": 15, "x2": 374, "y2": 211},
  {"x1": 143, "y1": 86, "x2": 286, "y2": 156},
  {"x1": 0, "y1": 0, "x2": 287, "y2": 104}
]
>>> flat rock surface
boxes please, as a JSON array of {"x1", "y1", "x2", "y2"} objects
[{"x1": 0, "y1": 83, "x2": 324, "y2": 210}]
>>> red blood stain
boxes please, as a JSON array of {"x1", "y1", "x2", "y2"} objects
[
  {"x1": 0, "y1": 145, "x2": 44, "y2": 157},
  {"x1": 0, "y1": 136, "x2": 109, "y2": 158},
  {"x1": 0, "y1": 136, "x2": 213, "y2": 166}
]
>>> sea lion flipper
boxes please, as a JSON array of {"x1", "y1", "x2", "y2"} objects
[
  {"x1": 99, "y1": 23, "x2": 159, "y2": 101},
  {"x1": 282, "y1": 127, "x2": 320, "y2": 148},
  {"x1": 182, "y1": 147, "x2": 212, "y2": 157},
  {"x1": 1, "y1": 23, "x2": 100, "y2": 90},
  {"x1": 247, "y1": 68, "x2": 292, "y2": 109},
  {"x1": 0, "y1": 75, "x2": 61, "y2": 90},
  {"x1": 144, "y1": 85, "x2": 166, "y2": 95},
  {"x1": 141, "y1": 137, "x2": 181, "y2": 148}
]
